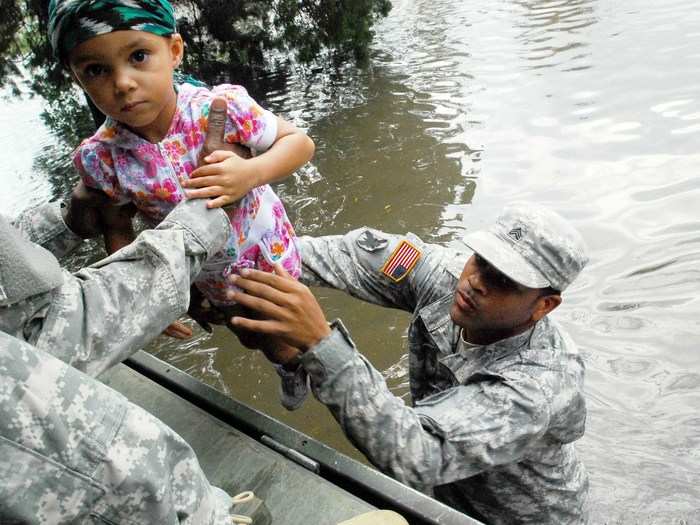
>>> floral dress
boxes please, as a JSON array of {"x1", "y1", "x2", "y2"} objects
[{"x1": 74, "y1": 83, "x2": 301, "y2": 306}]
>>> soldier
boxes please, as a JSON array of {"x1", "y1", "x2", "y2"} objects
[
  {"x1": 0, "y1": 105, "x2": 407, "y2": 525},
  {"x1": 0, "y1": 197, "x2": 245, "y2": 523},
  {"x1": 228, "y1": 203, "x2": 591, "y2": 524},
  {"x1": 0, "y1": 99, "x2": 264, "y2": 523}
]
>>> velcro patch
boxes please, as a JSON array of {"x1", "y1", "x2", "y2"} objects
[{"x1": 381, "y1": 240, "x2": 422, "y2": 282}]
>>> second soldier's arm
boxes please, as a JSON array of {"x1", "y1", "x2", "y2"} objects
[
  {"x1": 300, "y1": 330, "x2": 552, "y2": 491},
  {"x1": 34, "y1": 199, "x2": 230, "y2": 377},
  {"x1": 11, "y1": 200, "x2": 84, "y2": 259},
  {"x1": 299, "y1": 228, "x2": 460, "y2": 313},
  {"x1": 229, "y1": 234, "x2": 549, "y2": 491},
  {"x1": 229, "y1": 265, "x2": 554, "y2": 492}
]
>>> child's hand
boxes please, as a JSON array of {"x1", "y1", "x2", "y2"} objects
[
  {"x1": 181, "y1": 150, "x2": 259, "y2": 209},
  {"x1": 163, "y1": 320, "x2": 193, "y2": 340}
]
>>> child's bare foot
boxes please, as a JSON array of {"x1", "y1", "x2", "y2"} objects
[{"x1": 163, "y1": 320, "x2": 193, "y2": 339}]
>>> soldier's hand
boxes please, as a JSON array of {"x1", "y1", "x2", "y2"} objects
[
  {"x1": 63, "y1": 181, "x2": 111, "y2": 238},
  {"x1": 187, "y1": 284, "x2": 227, "y2": 333},
  {"x1": 196, "y1": 97, "x2": 251, "y2": 166},
  {"x1": 227, "y1": 265, "x2": 331, "y2": 352}
]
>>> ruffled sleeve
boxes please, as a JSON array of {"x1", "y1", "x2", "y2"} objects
[
  {"x1": 210, "y1": 84, "x2": 278, "y2": 153},
  {"x1": 73, "y1": 137, "x2": 129, "y2": 205}
]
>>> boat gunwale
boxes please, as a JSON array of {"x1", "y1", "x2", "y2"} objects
[{"x1": 124, "y1": 350, "x2": 482, "y2": 525}]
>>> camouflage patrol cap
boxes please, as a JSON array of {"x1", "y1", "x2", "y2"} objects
[{"x1": 462, "y1": 203, "x2": 588, "y2": 291}]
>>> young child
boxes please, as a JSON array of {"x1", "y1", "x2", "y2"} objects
[{"x1": 49, "y1": 0, "x2": 312, "y2": 409}]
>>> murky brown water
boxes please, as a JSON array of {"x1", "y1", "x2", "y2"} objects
[{"x1": 2, "y1": 0, "x2": 699, "y2": 521}]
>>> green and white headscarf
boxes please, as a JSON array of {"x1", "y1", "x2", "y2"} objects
[{"x1": 48, "y1": 0, "x2": 177, "y2": 63}]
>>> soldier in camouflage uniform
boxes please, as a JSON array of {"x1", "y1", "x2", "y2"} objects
[
  {"x1": 0, "y1": 196, "x2": 245, "y2": 524},
  {"x1": 0, "y1": 87, "x2": 263, "y2": 522},
  {"x1": 229, "y1": 203, "x2": 591, "y2": 524}
]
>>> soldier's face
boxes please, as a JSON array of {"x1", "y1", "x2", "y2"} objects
[{"x1": 450, "y1": 254, "x2": 560, "y2": 344}]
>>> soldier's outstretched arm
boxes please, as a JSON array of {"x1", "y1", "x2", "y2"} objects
[
  {"x1": 228, "y1": 268, "x2": 552, "y2": 490},
  {"x1": 11, "y1": 200, "x2": 85, "y2": 260},
  {"x1": 35, "y1": 199, "x2": 230, "y2": 377},
  {"x1": 10, "y1": 179, "x2": 125, "y2": 258},
  {"x1": 300, "y1": 328, "x2": 552, "y2": 490}
]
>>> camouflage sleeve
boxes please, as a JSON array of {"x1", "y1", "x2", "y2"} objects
[
  {"x1": 0, "y1": 331, "x2": 231, "y2": 524},
  {"x1": 298, "y1": 228, "x2": 452, "y2": 312},
  {"x1": 301, "y1": 327, "x2": 551, "y2": 491},
  {"x1": 34, "y1": 199, "x2": 231, "y2": 377},
  {"x1": 11, "y1": 200, "x2": 83, "y2": 260}
]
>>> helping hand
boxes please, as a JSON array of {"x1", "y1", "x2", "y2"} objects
[
  {"x1": 181, "y1": 96, "x2": 254, "y2": 208},
  {"x1": 227, "y1": 264, "x2": 331, "y2": 352},
  {"x1": 198, "y1": 97, "x2": 251, "y2": 164},
  {"x1": 187, "y1": 284, "x2": 228, "y2": 333},
  {"x1": 63, "y1": 181, "x2": 112, "y2": 238},
  {"x1": 182, "y1": 150, "x2": 257, "y2": 208}
]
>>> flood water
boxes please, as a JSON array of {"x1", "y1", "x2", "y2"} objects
[{"x1": 2, "y1": 0, "x2": 699, "y2": 522}]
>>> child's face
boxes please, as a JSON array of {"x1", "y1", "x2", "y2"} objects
[{"x1": 69, "y1": 30, "x2": 184, "y2": 142}]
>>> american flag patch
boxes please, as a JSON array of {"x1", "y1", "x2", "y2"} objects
[{"x1": 381, "y1": 240, "x2": 422, "y2": 282}]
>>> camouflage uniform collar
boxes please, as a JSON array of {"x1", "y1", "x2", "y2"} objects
[
  {"x1": 482, "y1": 322, "x2": 537, "y2": 353},
  {"x1": 440, "y1": 321, "x2": 543, "y2": 386}
]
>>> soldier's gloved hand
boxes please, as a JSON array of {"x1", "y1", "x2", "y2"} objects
[{"x1": 63, "y1": 181, "x2": 111, "y2": 238}]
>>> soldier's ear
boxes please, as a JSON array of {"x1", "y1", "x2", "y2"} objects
[{"x1": 531, "y1": 293, "x2": 561, "y2": 322}]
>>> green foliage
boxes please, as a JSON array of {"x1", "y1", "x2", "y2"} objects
[
  {"x1": 273, "y1": 0, "x2": 392, "y2": 63},
  {"x1": 179, "y1": 0, "x2": 392, "y2": 81},
  {"x1": 0, "y1": 0, "x2": 392, "y2": 132}
]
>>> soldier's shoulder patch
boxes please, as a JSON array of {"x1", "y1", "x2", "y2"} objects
[
  {"x1": 381, "y1": 239, "x2": 422, "y2": 282},
  {"x1": 357, "y1": 228, "x2": 389, "y2": 252}
]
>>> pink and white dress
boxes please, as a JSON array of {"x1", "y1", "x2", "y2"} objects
[{"x1": 74, "y1": 82, "x2": 301, "y2": 306}]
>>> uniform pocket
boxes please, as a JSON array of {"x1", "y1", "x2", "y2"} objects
[{"x1": 0, "y1": 437, "x2": 106, "y2": 523}]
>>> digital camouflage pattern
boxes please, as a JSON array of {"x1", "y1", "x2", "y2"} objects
[
  {"x1": 0, "y1": 205, "x2": 66, "y2": 307},
  {"x1": 49, "y1": 0, "x2": 177, "y2": 62},
  {"x1": 298, "y1": 227, "x2": 590, "y2": 524},
  {"x1": 462, "y1": 203, "x2": 589, "y2": 292},
  {"x1": 0, "y1": 199, "x2": 236, "y2": 523}
]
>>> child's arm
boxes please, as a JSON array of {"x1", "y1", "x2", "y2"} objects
[{"x1": 182, "y1": 116, "x2": 315, "y2": 208}]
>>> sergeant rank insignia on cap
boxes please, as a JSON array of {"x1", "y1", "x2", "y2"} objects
[{"x1": 381, "y1": 239, "x2": 422, "y2": 282}]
